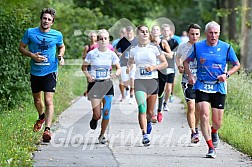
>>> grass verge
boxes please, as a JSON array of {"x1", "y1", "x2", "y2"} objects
[
  {"x1": 0, "y1": 63, "x2": 85, "y2": 166},
  {"x1": 175, "y1": 71, "x2": 252, "y2": 158}
]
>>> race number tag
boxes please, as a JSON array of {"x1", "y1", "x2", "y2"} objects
[
  {"x1": 140, "y1": 67, "x2": 152, "y2": 76},
  {"x1": 95, "y1": 68, "x2": 108, "y2": 79},
  {"x1": 125, "y1": 51, "x2": 130, "y2": 59},
  {"x1": 203, "y1": 83, "x2": 214, "y2": 91},
  {"x1": 190, "y1": 69, "x2": 197, "y2": 76}
]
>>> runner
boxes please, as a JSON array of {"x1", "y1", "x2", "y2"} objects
[
  {"x1": 150, "y1": 25, "x2": 173, "y2": 123},
  {"x1": 127, "y1": 25, "x2": 167, "y2": 146},
  {"x1": 184, "y1": 21, "x2": 240, "y2": 158},
  {"x1": 82, "y1": 31, "x2": 98, "y2": 96},
  {"x1": 82, "y1": 29, "x2": 121, "y2": 144},
  {"x1": 115, "y1": 26, "x2": 138, "y2": 103},
  {"x1": 18, "y1": 8, "x2": 65, "y2": 142},
  {"x1": 161, "y1": 24, "x2": 180, "y2": 111},
  {"x1": 176, "y1": 23, "x2": 201, "y2": 143}
]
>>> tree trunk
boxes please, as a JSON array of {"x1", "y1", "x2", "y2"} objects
[
  {"x1": 216, "y1": 0, "x2": 226, "y2": 38},
  {"x1": 228, "y1": 0, "x2": 236, "y2": 40},
  {"x1": 240, "y1": 0, "x2": 252, "y2": 73}
]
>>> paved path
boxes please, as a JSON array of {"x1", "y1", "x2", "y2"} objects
[{"x1": 34, "y1": 79, "x2": 252, "y2": 167}]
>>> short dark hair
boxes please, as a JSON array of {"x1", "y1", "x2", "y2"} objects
[
  {"x1": 187, "y1": 23, "x2": 201, "y2": 33},
  {"x1": 40, "y1": 8, "x2": 56, "y2": 22},
  {"x1": 136, "y1": 25, "x2": 148, "y2": 35}
]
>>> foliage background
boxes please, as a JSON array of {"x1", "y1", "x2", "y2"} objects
[{"x1": 1, "y1": 0, "x2": 251, "y2": 165}]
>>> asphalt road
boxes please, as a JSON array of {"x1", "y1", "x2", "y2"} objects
[{"x1": 34, "y1": 79, "x2": 252, "y2": 167}]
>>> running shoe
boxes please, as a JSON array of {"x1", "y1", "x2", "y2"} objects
[
  {"x1": 206, "y1": 147, "x2": 216, "y2": 158},
  {"x1": 147, "y1": 122, "x2": 152, "y2": 134},
  {"x1": 157, "y1": 112, "x2": 163, "y2": 122},
  {"x1": 212, "y1": 132, "x2": 219, "y2": 148},
  {"x1": 33, "y1": 118, "x2": 45, "y2": 132},
  {"x1": 128, "y1": 98, "x2": 134, "y2": 104},
  {"x1": 151, "y1": 115, "x2": 157, "y2": 123},
  {"x1": 90, "y1": 118, "x2": 98, "y2": 130},
  {"x1": 142, "y1": 134, "x2": 150, "y2": 146},
  {"x1": 98, "y1": 135, "x2": 107, "y2": 144},
  {"x1": 191, "y1": 133, "x2": 199, "y2": 143},
  {"x1": 195, "y1": 128, "x2": 199, "y2": 135},
  {"x1": 42, "y1": 129, "x2": 52, "y2": 142},
  {"x1": 169, "y1": 95, "x2": 174, "y2": 103},
  {"x1": 125, "y1": 90, "x2": 130, "y2": 99},
  {"x1": 163, "y1": 103, "x2": 169, "y2": 111}
]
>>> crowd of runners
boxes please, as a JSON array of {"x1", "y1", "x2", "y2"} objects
[{"x1": 19, "y1": 8, "x2": 240, "y2": 159}]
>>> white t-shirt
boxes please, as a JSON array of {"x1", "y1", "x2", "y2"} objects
[
  {"x1": 176, "y1": 42, "x2": 197, "y2": 83},
  {"x1": 85, "y1": 48, "x2": 119, "y2": 80},
  {"x1": 129, "y1": 43, "x2": 161, "y2": 79}
]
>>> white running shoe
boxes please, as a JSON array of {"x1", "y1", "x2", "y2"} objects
[
  {"x1": 163, "y1": 103, "x2": 169, "y2": 111},
  {"x1": 125, "y1": 90, "x2": 130, "y2": 99},
  {"x1": 98, "y1": 135, "x2": 107, "y2": 144},
  {"x1": 128, "y1": 98, "x2": 134, "y2": 104}
]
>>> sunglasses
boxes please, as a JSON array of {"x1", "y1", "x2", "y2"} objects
[{"x1": 99, "y1": 37, "x2": 108, "y2": 41}]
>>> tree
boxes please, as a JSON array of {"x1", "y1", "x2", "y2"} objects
[
  {"x1": 240, "y1": 0, "x2": 252, "y2": 73},
  {"x1": 228, "y1": 0, "x2": 237, "y2": 40}
]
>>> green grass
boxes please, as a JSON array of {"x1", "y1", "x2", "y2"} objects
[
  {"x1": 175, "y1": 71, "x2": 252, "y2": 158},
  {"x1": 1, "y1": 64, "x2": 252, "y2": 166},
  {"x1": 220, "y1": 72, "x2": 252, "y2": 157},
  {"x1": 0, "y1": 62, "x2": 86, "y2": 166}
]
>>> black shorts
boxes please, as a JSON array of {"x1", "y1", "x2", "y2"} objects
[
  {"x1": 134, "y1": 79, "x2": 158, "y2": 95},
  {"x1": 195, "y1": 90, "x2": 226, "y2": 109},
  {"x1": 30, "y1": 72, "x2": 57, "y2": 93},
  {"x1": 182, "y1": 83, "x2": 196, "y2": 102},
  {"x1": 158, "y1": 71, "x2": 166, "y2": 97},
  {"x1": 167, "y1": 73, "x2": 175, "y2": 83},
  {"x1": 87, "y1": 79, "x2": 114, "y2": 100}
]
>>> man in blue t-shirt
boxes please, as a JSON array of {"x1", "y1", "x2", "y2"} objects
[
  {"x1": 18, "y1": 8, "x2": 65, "y2": 142},
  {"x1": 184, "y1": 21, "x2": 240, "y2": 158}
]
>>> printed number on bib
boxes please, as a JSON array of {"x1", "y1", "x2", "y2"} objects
[
  {"x1": 125, "y1": 51, "x2": 129, "y2": 59},
  {"x1": 204, "y1": 83, "x2": 214, "y2": 91},
  {"x1": 140, "y1": 67, "x2": 152, "y2": 76},
  {"x1": 190, "y1": 69, "x2": 197, "y2": 76},
  {"x1": 96, "y1": 68, "x2": 108, "y2": 79}
]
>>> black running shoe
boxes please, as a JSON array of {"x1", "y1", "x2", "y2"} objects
[{"x1": 90, "y1": 118, "x2": 98, "y2": 130}]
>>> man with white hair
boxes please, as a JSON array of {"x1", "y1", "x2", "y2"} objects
[{"x1": 184, "y1": 21, "x2": 240, "y2": 158}]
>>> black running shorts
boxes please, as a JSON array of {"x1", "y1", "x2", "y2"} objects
[
  {"x1": 87, "y1": 79, "x2": 114, "y2": 100},
  {"x1": 182, "y1": 82, "x2": 196, "y2": 102},
  {"x1": 30, "y1": 72, "x2": 57, "y2": 93},
  {"x1": 195, "y1": 90, "x2": 226, "y2": 109}
]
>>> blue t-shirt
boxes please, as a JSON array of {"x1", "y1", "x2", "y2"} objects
[
  {"x1": 21, "y1": 27, "x2": 64, "y2": 76},
  {"x1": 186, "y1": 39, "x2": 239, "y2": 94}
]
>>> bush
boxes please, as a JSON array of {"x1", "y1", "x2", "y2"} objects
[{"x1": 0, "y1": 2, "x2": 36, "y2": 110}]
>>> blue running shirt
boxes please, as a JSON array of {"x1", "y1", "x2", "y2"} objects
[
  {"x1": 21, "y1": 27, "x2": 64, "y2": 76},
  {"x1": 186, "y1": 40, "x2": 239, "y2": 94}
]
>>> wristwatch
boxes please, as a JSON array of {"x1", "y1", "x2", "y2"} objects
[{"x1": 225, "y1": 72, "x2": 230, "y2": 78}]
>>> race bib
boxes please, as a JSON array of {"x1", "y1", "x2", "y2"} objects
[
  {"x1": 95, "y1": 68, "x2": 108, "y2": 79},
  {"x1": 190, "y1": 69, "x2": 197, "y2": 76},
  {"x1": 140, "y1": 67, "x2": 152, "y2": 76},
  {"x1": 200, "y1": 82, "x2": 218, "y2": 93},
  {"x1": 35, "y1": 55, "x2": 50, "y2": 66},
  {"x1": 166, "y1": 68, "x2": 175, "y2": 74},
  {"x1": 125, "y1": 51, "x2": 129, "y2": 59}
]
